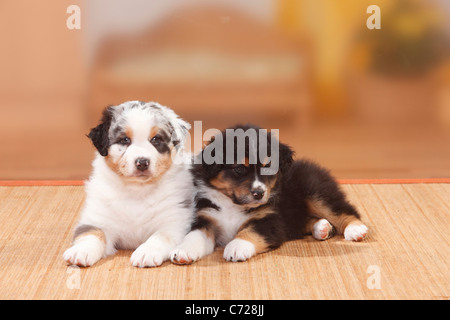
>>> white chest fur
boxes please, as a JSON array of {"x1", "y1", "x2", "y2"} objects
[
  {"x1": 200, "y1": 187, "x2": 250, "y2": 246},
  {"x1": 80, "y1": 155, "x2": 194, "y2": 252}
]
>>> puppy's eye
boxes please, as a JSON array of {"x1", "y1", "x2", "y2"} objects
[
  {"x1": 118, "y1": 136, "x2": 131, "y2": 146},
  {"x1": 233, "y1": 165, "x2": 247, "y2": 176},
  {"x1": 150, "y1": 135, "x2": 162, "y2": 146}
]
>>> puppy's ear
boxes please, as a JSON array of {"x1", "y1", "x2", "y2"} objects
[
  {"x1": 199, "y1": 159, "x2": 224, "y2": 181},
  {"x1": 192, "y1": 146, "x2": 223, "y2": 182},
  {"x1": 204, "y1": 163, "x2": 223, "y2": 181},
  {"x1": 279, "y1": 143, "x2": 294, "y2": 173},
  {"x1": 171, "y1": 117, "x2": 191, "y2": 150},
  {"x1": 156, "y1": 103, "x2": 191, "y2": 150},
  {"x1": 87, "y1": 106, "x2": 114, "y2": 157}
]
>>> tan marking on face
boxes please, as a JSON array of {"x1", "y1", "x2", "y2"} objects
[
  {"x1": 234, "y1": 182, "x2": 251, "y2": 199},
  {"x1": 154, "y1": 152, "x2": 173, "y2": 177},
  {"x1": 238, "y1": 157, "x2": 250, "y2": 167},
  {"x1": 261, "y1": 157, "x2": 270, "y2": 167},
  {"x1": 149, "y1": 126, "x2": 159, "y2": 141},
  {"x1": 105, "y1": 154, "x2": 117, "y2": 172},
  {"x1": 105, "y1": 154, "x2": 122, "y2": 176},
  {"x1": 104, "y1": 126, "x2": 133, "y2": 176},
  {"x1": 263, "y1": 175, "x2": 277, "y2": 193},
  {"x1": 307, "y1": 198, "x2": 363, "y2": 234},
  {"x1": 210, "y1": 172, "x2": 235, "y2": 197},
  {"x1": 143, "y1": 142, "x2": 175, "y2": 184},
  {"x1": 125, "y1": 127, "x2": 134, "y2": 141}
]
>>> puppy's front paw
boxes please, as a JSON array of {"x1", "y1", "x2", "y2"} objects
[
  {"x1": 344, "y1": 223, "x2": 368, "y2": 241},
  {"x1": 170, "y1": 248, "x2": 196, "y2": 265},
  {"x1": 130, "y1": 244, "x2": 166, "y2": 268},
  {"x1": 170, "y1": 229, "x2": 215, "y2": 265},
  {"x1": 63, "y1": 241, "x2": 104, "y2": 267},
  {"x1": 224, "y1": 239, "x2": 256, "y2": 262}
]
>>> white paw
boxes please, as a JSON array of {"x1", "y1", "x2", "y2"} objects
[
  {"x1": 170, "y1": 230, "x2": 215, "y2": 265},
  {"x1": 63, "y1": 236, "x2": 105, "y2": 267},
  {"x1": 313, "y1": 219, "x2": 334, "y2": 240},
  {"x1": 223, "y1": 239, "x2": 256, "y2": 262},
  {"x1": 130, "y1": 243, "x2": 166, "y2": 268},
  {"x1": 344, "y1": 223, "x2": 368, "y2": 241},
  {"x1": 170, "y1": 248, "x2": 198, "y2": 265}
]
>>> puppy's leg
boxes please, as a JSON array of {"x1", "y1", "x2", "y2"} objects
[
  {"x1": 224, "y1": 213, "x2": 284, "y2": 262},
  {"x1": 130, "y1": 230, "x2": 179, "y2": 268},
  {"x1": 307, "y1": 198, "x2": 368, "y2": 241},
  {"x1": 63, "y1": 224, "x2": 107, "y2": 267},
  {"x1": 170, "y1": 215, "x2": 217, "y2": 265}
]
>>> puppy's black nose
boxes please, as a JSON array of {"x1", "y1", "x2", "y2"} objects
[
  {"x1": 135, "y1": 158, "x2": 150, "y2": 171},
  {"x1": 251, "y1": 189, "x2": 265, "y2": 200}
]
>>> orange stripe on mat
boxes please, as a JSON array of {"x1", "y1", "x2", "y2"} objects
[
  {"x1": 0, "y1": 180, "x2": 85, "y2": 186},
  {"x1": 0, "y1": 178, "x2": 449, "y2": 186},
  {"x1": 338, "y1": 178, "x2": 450, "y2": 184}
]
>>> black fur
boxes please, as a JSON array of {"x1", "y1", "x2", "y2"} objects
[
  {"x1": 87, "y1": 106, "x2": 113, "y2": 156},
  {"x1": 242, "y1": 213, "x2": 286, "y2": 250},
  {"x1": 191, "y1": 124, "x2": 362, "y2": 256},
  {"x1": 150, "y1": 131, "x2": 171, "y2": 154},
  {"x1": 195, "y1": 197, "x2": 220, "y2": 211},
  {"x1": 278, "y1": 159, "x2": 360, "y2": 240},
  {"x1": 191, "y1": 215, "x2": 214, "y2": 231}
]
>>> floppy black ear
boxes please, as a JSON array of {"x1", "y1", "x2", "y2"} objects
[
  {"x1": 279, "y1": 143, "x2": 294, "y2": 173},
  {"x1": 87, "y1": 106, "x2": 113, "y2": 157},
  {"x1": 191, "y1": 146, "x2": 224, "y2": 183},
  {"x1": 202, "y1": 161, "x2": 224, "y2": 180}
]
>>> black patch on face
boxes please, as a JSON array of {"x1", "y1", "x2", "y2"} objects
[
  {"x1": 87, "y1": 106, "x2": 113, "y2": 156},
  {"x1": 154, "y1": 141, "x2": 170, "y2": 154},
  {"x1": 150, "y1": 130, "x2": 171, "y2": 154}
]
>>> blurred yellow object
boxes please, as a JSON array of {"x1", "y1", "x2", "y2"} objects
[
  {"x1": 393, "y1": 13, "x2": 427, "y2": 39},
  {"x1": 349, "y1": 43, "x2": 372, "y2": 73},
  {"x1": 277, "y1": 0, "x2": 368, "y2": 116}
]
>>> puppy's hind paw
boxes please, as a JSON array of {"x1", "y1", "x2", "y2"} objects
[
  {"x1": 312, "y1": 219, "x2": 334, "y2": 241},
  {"x1": 344, "y1": 223, "x2": 368, "y2": 241}
]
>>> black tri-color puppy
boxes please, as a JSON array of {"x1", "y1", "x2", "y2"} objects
[{"x1": 170, "y1": 124, "x2": 368, "y2": 264}]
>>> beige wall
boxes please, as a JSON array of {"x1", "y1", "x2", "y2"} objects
[{"x1": 0, "y1": 1, "x2": 86, "y2": 99}]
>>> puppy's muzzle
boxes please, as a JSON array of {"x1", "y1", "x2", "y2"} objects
[
  {"x1": 251, "y1": 188, "x2": 265, "y2": 200},
  {"x1": 135, "y1": 158, "x2": 150, "y2": 171}
]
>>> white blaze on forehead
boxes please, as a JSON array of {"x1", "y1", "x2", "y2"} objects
[
  {"x1": 251, "y1": 176, "x2": 267, "y2": 191},
  {"x1": 125, "y1": 108, "x2": 155, "y2": 142}
]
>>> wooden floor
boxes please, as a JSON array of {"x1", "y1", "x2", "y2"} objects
[{"x1": 0, "y1": 182, "x2": 448, "y2": 300}]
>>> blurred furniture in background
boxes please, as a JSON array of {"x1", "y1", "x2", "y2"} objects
[
  {"x1": 1, "y1": 0, "x2": 449, "y2": 180},
  {"x1": 87, "y1": 7, "x2": 311, "y2": 127}
]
